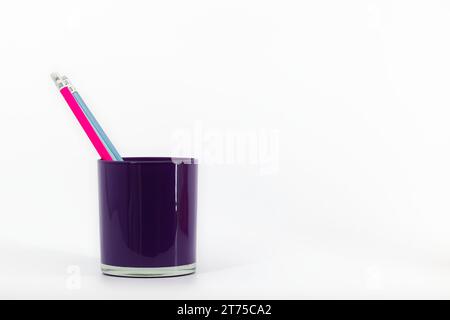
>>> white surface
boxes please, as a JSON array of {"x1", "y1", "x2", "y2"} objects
[{"x1": 1, "y1": 0, "x2": 450, "y2": 299}]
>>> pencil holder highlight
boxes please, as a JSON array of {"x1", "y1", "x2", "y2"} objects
[{"x1": 98, "y1": 157, "x2": 198, "y2": 277}]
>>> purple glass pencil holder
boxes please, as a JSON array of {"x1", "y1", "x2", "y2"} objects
[{"x1": 98, "y1": 157, "x2": 198, "y2": 277}]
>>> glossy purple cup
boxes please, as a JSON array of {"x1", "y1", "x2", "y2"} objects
[{"x1": 98, "y1": 157, "x2": 197, "y2": 277}]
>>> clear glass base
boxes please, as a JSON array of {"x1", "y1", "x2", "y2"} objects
[{"x1": 101, "y1": 263, "x2": 196, "y2": 278}]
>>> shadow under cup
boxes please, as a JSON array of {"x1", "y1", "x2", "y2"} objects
[{"x1": 98, "y1": 157, "x2": 197, "y2": 277}]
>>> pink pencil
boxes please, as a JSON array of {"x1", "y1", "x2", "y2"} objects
[{"x1": 51, "y1": 73, "x2": 113, "y2": 160}]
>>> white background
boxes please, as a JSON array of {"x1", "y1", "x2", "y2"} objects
[{"x1": 1, "y1": 0, "x2": 450, "y2": 299}]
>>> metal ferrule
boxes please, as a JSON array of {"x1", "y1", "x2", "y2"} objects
[
  {"x1": 50, "y1": 72, "x2": 66, "y2": 90},
  {"x1": 61, "y1": 75, "x2": 76, "y2": 93}
]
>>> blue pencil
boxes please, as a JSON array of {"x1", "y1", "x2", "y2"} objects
[{"x1": 62, "y1": 76, "x2": 123, "y2": 161}]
